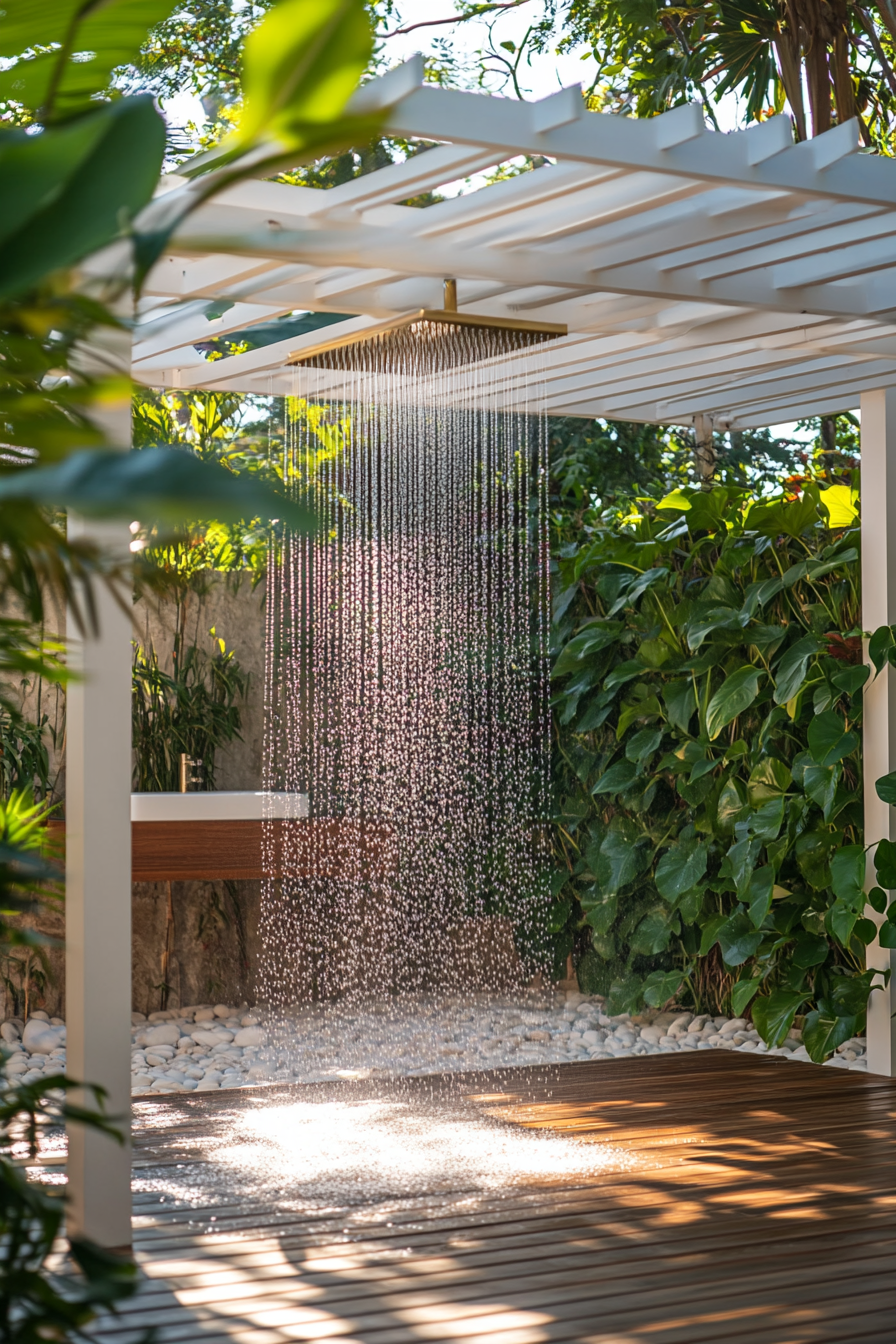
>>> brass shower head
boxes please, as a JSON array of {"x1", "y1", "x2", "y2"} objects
[{"x1": 287, "y1": 280, "x2": 566, "y2": 371}]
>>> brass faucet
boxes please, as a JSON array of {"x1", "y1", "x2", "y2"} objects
[{"x1": 178, "y1": 754, "x2": 204, "y2": 793}]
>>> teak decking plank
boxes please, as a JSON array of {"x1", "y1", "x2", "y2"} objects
[{"x1": 94, "y1": 1055, "x2": 896, "y2": 1344}]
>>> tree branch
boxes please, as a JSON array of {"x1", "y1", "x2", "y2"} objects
[{"x1": 379, "y1": 0, "x2": 532, "y2": 40}]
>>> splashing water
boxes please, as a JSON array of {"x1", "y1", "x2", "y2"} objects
[{"x1": 260, "y1": 322, "x2": 551, "y2": 1046}]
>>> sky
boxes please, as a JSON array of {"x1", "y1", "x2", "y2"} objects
[{"x1": 377, "y1": 0, "x2": 592, "y2": 100}]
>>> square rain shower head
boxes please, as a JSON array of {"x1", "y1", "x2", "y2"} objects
[{"x1": 287, "y1": 308, "x2": 568, "y2": 373}]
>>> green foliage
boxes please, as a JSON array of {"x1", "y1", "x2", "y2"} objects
[
  {"x1": 551, "y1": 468, "x2": 884, "y2": 1057},
  {"x1": 0, "y1": 0, "x2": 180, "y2": 121},
  {"x1": 0, "y1": 1076, "x2": 142, "y2": 1344},
  {"x1": 0, "y1": 794, "x2": 140, "y2": 1335},
  {"x1": 132, "y1": 633, "x2": 249, "y2": 792},
  {"x1": 0, "y1": 711, "x2": 51, "y2": 802},
  {"x1": 558, "y1": 0, "x2": 896, "y2": 151}
]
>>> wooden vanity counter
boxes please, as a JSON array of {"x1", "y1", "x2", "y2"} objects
[{"x1": 46, "y1": 818, "x2": 396, "y2": 882}]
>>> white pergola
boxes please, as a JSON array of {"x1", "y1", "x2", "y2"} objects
[{"x1": 68, "y1": 62, "x2": 896, "y2": 1245}]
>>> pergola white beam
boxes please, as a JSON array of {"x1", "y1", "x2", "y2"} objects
[
  {"x1": 860, "y1": 388, "x2": 896, "y2": 1077},
  {"x1": 66, "y1": 319, "x2": 132, "y2": 1248}
]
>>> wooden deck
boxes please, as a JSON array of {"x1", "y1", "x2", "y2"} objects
[{"x1": 96, "y1": 1053, "x2": 896, "y2": 1343}]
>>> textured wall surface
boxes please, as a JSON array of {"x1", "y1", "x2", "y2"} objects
[
  {"x1": 3, "y1": 576, "x2": 269, "y2": 1018},
  {"x1": 133, "y1": 575, "x2": 267, "y2": 791}
]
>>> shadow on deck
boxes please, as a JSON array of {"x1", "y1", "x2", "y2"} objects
[{"x1": 97, "y1": 1053, "x2": 896, "y2": 1343}]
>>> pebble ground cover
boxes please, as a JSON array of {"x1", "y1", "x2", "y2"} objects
[{"x1": 0, "y1": 989, "x2": 869, "y2": 1095}]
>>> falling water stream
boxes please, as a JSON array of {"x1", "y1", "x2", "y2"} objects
[{"x1": 259, "y1": 321, "x2": 551, "y2": 1069}]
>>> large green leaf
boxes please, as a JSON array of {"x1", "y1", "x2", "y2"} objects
[
  {"x1": 772, "y1": 635, "x2": 822, "y2": 705},
  {"x1": 807, "y1": 711, "x2": 858, "y2": 767},
  {"x1": 642, "y1": 968, "x2": 685, "y2": 1008},
  {"x1": 875, "y1": 771, "x2": 896, "y2": 806},
  {"x1": 730, "y1": 974, "x2": 762, "y2": 1017},
  {"x1": 791, "y1": 933, "x2": 829, "y2": 968},
  {"x1": 655, "y1": 839, "x2": 708, "y2": 902},
  {"x1": 751, "y1": 989, "x2": 807, "y2": 1047},
  {"x1": 829, "y1": 844, "x2": 866, "y2": 902},
  {"x1": 625, "y1": 727, "x2": 663, "y2": 762},
  {"x1": 746, "y1": 866, "x2": 774, "y2": 927},
  {"x1": 552, "y1": 622, "x2": 622, "y2": 677},
  {"x1": 629, "y1": 906, "x2": 675, "y2": 955},
  {"x1": 241, "y1": 0, "x2": 372, "y2": 140},
  {"x1": 874, "y1": 837, "x2": 896, "y2": 889},
  {"x1": 662, "y1": 678, "x2": 697, "y2": 733},
  {"x1": 747, "y1": 757, "x2": 791, "y2": 804},
  {"x1": 717, "y1": 910, "x2": 762, "y2": 967},
  {"x1": 705, "y1": 666, "x2": 763, "y2": 740},
  {"x1": 0, "y1": 0, "x2": 180, "y2": 117},
  {"x1": 591, "y1": 758, "x2": 640, "y2": 796},
  {"x1": 0, "y1": 98, "x2": 165, "y2": 298},
  {"x1": 595, "y1": 819, "x2": 650, "y2": 894},
  {"x1": 581, "y1": 889, "x2": 619, "y2": 935},
  {"x1": 0, "y1": 449, "x2": 317, "y2": 531},
  {"x1": 802, "y1": 1008, "x2": 858, "y2": 1062}
]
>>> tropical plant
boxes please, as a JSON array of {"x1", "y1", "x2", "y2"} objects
[
  {"x1": 132, "y1": 632, "x2": 249, "y2": 792},
  {"x1": 549, "y1": 0, "x2": 896, "y2": 149},
  {"x1": 0, "y1": 712, "x2": 52, "y2": 803},
  {"x1": 549, "y1": 464, "x2": 890, "y2": 1060},
  {"x1": 0, "y1": 790, "x2": 142, "y2": 1338}
]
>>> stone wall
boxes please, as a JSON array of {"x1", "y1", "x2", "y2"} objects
[{"x1": 2, "y1": 575, "x2": 269, "y2": 1019}]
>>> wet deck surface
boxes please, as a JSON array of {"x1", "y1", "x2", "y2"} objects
[{"x1": 98, "y1": 1053, "x2": 896, "y2": 1343}]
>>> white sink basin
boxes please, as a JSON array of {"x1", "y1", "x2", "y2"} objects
[{"x1": 131, "y1": 791, "x2": 309, "y2": 822}]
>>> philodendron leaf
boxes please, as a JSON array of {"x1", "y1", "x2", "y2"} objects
[
  {"x1": 592, "y1": 759, "x2": 640, "y2": 796},
  {"x1": 596, "y1": 820, "x2": 650, "y2": 895},
  {"x1": 874, "y1": 838, "x2": 896, "y2": 889},
  {"x1": 829, "y1": 844, "x2": 866, "y2": 901},
  {"x1": 876, "y1": 921, "x2": 896, "y2": 948},
  {"x1": 800, "y1": 761, "x2": 841, "y2": 822},
  {"x1": 655, "y1": 839, "x2": 708, "y2": 903},
  {"x1": 875, "y1": 771, "x2": 896, "y2": 806},
  {"x1": 625, "y1": 727, "x2": 663, "y2": 763},
  {"x1": 746, "y1": 866, "x2": 774, "y2": 928},
  {"x1": 868, "y1": 623, "x2": 896, "y2": 674},
  {"x1": 772, "y1": 635, "x2": 822, "y2": 704},
  {"x1": 581, "y1": 889, "x2": 618, "y2": 935},
  {"x1": 725, "y1": 835, "x2": 761, "y2": 897},
  {"x1": 747, "y1": 757, "x2": 791, "y2": 804},
  {"x1": 826, "y1": 899, "x2": 859, "y2": 946},
  {"x1": 642, "y1": 968, "x2": 685, "y2": 1008},
  {"x1": 705, "y1": 666, "x2": 763, "y2": 740},
  {"x1": 552, "y1": 623, "x2": 622, "y2": 677},
  {"x1": 807, "y1": 711, "x2": 858, "y2": 767},
  {"x1": 662, "y1": 678, "x2": 697, "y2": 733},
  {"x1": 605, "y1": 975, "x2": 643, "y2": 1016},
  {"x1": 0, "y1": 449, "x2": 317, "y2": 532},
  {"x1": 802, "y1": 1008, "x2": 858, "y2": 1062},
  {"x1": 868, "y1": 886, "x2": 888, "y2": 914},
  {"x1": 717, "y1": 910, "x2": 763, "y2": 967},
  {"x1": 730, "y1": 975, "x2": 763, "y2": 1017},
  {"x1": 752, "y1": 989, "x2": 807, "y2": 1047},
  {"x1": 791, "y1": 933, "x2": 829, "y2": 968},
  {"x1": 698, "y1": 913, "x2": 727, "y2": 956}
]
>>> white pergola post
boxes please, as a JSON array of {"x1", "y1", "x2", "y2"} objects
[
  {"x1": 65, "y1": 375, "x2": 133, "y2": 1246},
  {"x1": 860, "y1": 387, "x2": 896, "y2": 1078}
]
